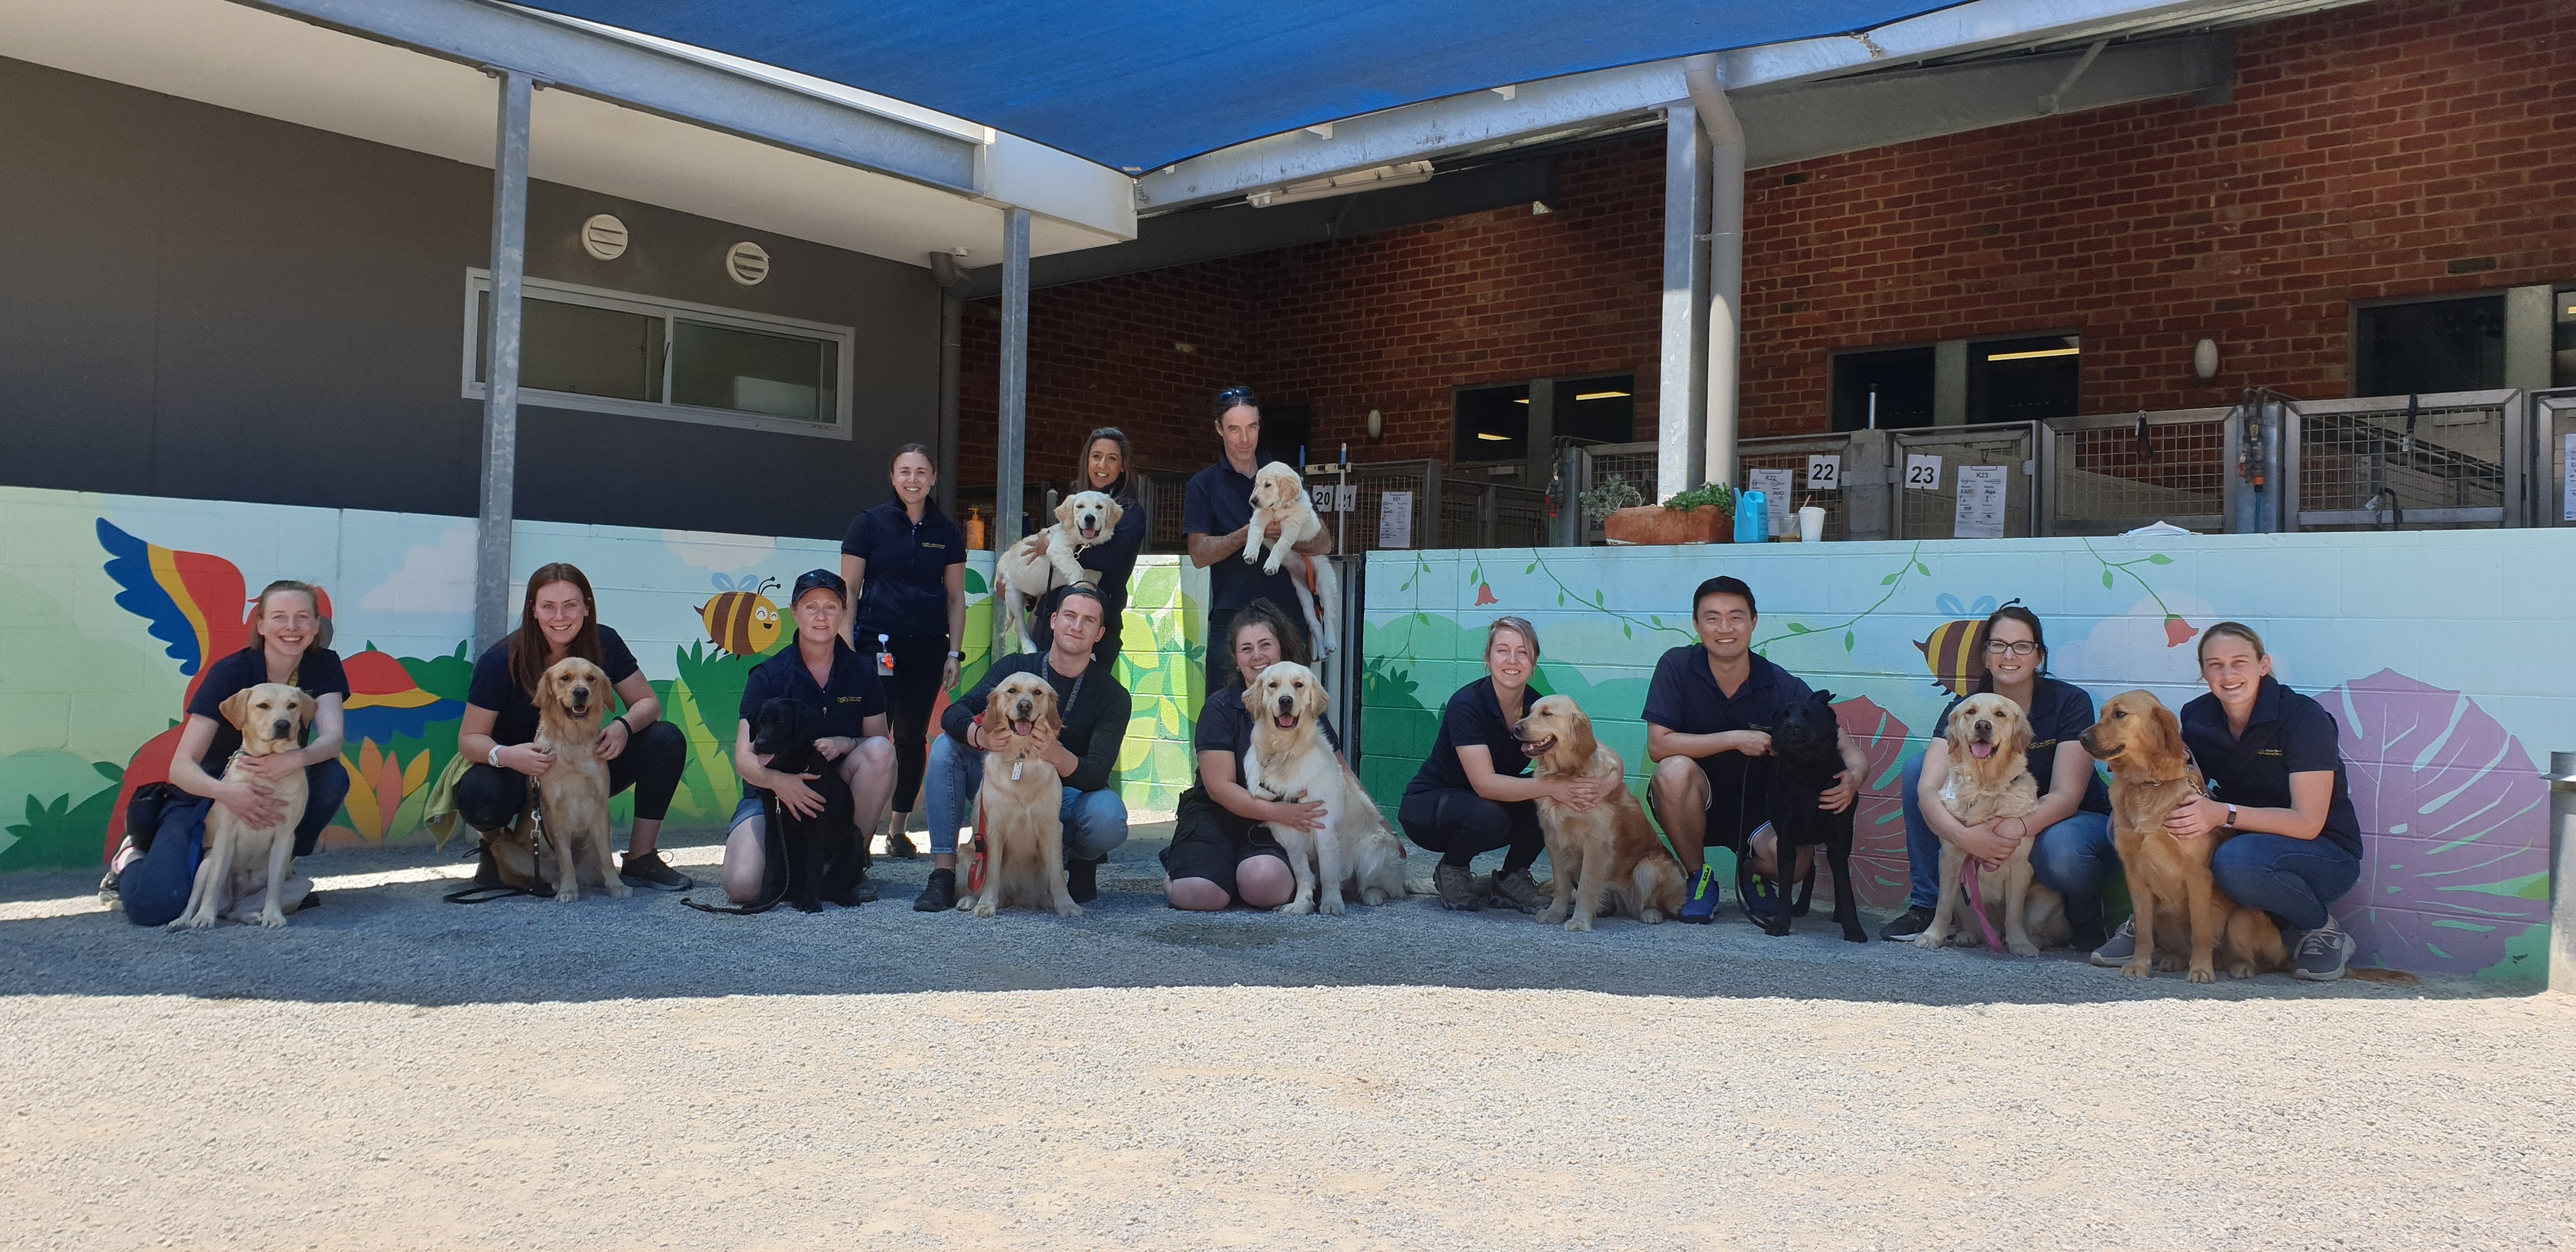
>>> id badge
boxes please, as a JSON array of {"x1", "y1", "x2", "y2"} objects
[{"x1": 876, "y1": 634, "x2": 894, "y2": 677}]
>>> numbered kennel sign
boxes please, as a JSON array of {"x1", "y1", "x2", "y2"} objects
[
  {"x1": 1310, "y1": 483, "x2": 1355, "y2": 513},
  {"x1": 1953, "y1": 464, "x2": 2009, "y2": 539},
  {"x1": 1806, "y1": 454, "x2": 1843, "y2": 491},
  {"x1": 1746, "y1": 468, "x2": 1794, "y2": 535},
  {"x1": 1378, "y1": 491, "x2": 1414, "y2": 549},
  {"x1": 1903, "y1": 453, "x2": 1943, "y2": 491}
]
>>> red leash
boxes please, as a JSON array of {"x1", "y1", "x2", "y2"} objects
[{"x1": 1961, "y1": 860, "x2": 2005, "y2": 952}]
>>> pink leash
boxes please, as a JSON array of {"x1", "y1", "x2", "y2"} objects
[{"x1": 1962, "y1": 861, "x2": 2005, "y2": 952}]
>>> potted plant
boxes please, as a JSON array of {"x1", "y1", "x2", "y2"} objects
[{"x1": 1604, "y1": 482, "x2": 1734, "y2": 546}]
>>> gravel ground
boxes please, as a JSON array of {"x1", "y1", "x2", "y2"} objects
[{"x1": 3, "y1": 827, "x2": 2572, "y2": 1251}]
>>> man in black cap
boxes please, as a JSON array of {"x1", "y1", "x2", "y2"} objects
[
  {"x1": 718, "y1": 569, "x2": 896, "y2": 905},
  {"x1": 1185, "y1": 385, "x2": 1333, "y2": 692}
]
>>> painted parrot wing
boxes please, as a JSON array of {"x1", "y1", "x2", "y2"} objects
[{"x1": 96, "y1": 519, "x2": 249, "y2": 696}]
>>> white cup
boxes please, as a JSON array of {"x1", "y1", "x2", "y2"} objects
[{"x1": 1798, "y1": 505, "x2": 1827, "y2": 544}]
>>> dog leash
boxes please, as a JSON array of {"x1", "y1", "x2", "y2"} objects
[
  {"x1": 442, "y1": 783, "x2": 548, "y2": 905},
  {"x1": 1960, "y1": 860, "x2": 2006, "y2": 952}
]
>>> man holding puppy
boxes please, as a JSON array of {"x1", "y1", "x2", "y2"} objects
[
  {"x1": 912, "y1": 586, "x2": 1133, "y2": 912},
  {"x1": 1645, "y1": 576, "x2": 1869, "y2": 927},
  {"x1": 1186, "y1": 385, "x2": 1334, "y2": 692}
]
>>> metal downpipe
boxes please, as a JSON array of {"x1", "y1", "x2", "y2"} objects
[
  {"x1": 1684, "y1": 55, "x2": 1745, "y2": 493},
  {"x1": 930, "y1": 252, "x2": 969, "y2": 518}
]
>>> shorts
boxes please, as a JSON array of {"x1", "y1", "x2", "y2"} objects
[
  {"x1": 1160, "y1": 791, "x2": 1288, "y2": 905},
  {"x1": 729, "y1": 794, "x2": 765, "y2": 832}
]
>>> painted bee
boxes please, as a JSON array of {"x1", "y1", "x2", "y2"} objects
[
  {"x1": 698, "y1": 574, "x2": 783, "y2": 658},
  {"x1": 1912, "y1": 594, "x2": 1998, "y2": 696}
]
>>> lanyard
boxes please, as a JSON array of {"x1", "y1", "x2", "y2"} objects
[{"x1": 1045, "y1": 659, "x2": 1087, "y2": 717}]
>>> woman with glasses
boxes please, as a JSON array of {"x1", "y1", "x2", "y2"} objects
[
  {"x1": 1025, "y1": 427, "x2": 1148, "y2": 666},
  {"x1": 1880, "y1": 603, "x2": 2115, "y2": 949}
]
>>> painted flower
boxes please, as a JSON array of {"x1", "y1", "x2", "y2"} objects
[
  {"x1": 2163, "y1": 615, "x2": 2198, "y2": 648},
  {"x1": 1474, "y1": 583, "x2": 1498, "y2": 606}
]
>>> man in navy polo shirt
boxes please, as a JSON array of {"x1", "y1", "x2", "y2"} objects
[
  {"x1": 1645, "y1": 576, "x2": 1867, "y2": 926},
  {"x1": 1185, "y1": 385, "x2": 1333, "y2": 692}
]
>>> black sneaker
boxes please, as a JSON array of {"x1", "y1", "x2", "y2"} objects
[
  {"x1": 1738, "y1": 862, "x2": 1788, "y2": 935},
  {"x1": 884, "y1": 830, "x2": 919, "y2": 860},
  {"x1": 1878, "y1": 904, "x2": 1936, "y2": 942},
  {"x1": 618, "y1": 851, "x2": 694, "y2": 891},
  {"x1": 914, "y1": 867, "x2": 957, "y2": 912},
  {"x1": 1067, "y1": 855, "x2": 1101, "y2": 905},
  {"x1": 97, "y1": 868, "x2": 121, "y2": 910}
]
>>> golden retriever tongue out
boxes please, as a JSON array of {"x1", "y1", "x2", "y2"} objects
[
  {"x1": 1273, "y1": 714, "x2": 1296, "y2": 729},
  {"x1": 1013, "y1": 719, "x2": 1034, "y2": 736},
  {"x1": 1970, "y1": 741, "x2": 1997, "y2": 760}
]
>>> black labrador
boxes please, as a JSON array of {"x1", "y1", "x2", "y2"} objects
[
  {"x1": 754, "y1": 697, "x2": 868, "y2": 912},
  {"x1": 1763, "y1": 689, "x2": 1866, "y2": 943}
]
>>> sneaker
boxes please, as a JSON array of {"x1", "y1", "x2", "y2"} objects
[
  {"x1": 1067, "y1": 855, "x2": 1101, "y2": 905},
  {"x1": 914, "y1": 867, "x2": 957, "y2": 913},
  {"x1": 1485, "y1": 867, "x2": 1549, "y2": 913},
  {"x1": 618, "y1": 851, "x2": 694, "y2": 892},
  {"x1": 1433, "y1": 863, "x2": 1483, "y2": 912},
  {"x1": 1676, "y1": 864, "x2": 1721, "y2": 924},
  {"x1": 2290, "y1": 924, "x2": 2356, "y2": 982},
  {"x1": 97, "y1": 868, "x2": 121, "y2": 910},
  {"x1": 1877, "y1": 904, "x2": 1936, "y2": 942},
  {"x1": 884, "y1": 830, "x2": 919, "y2": 860},
  {"x1": 2089, "y1": 919, "x2": 2137, "y2": 968},
  {"x1": 1738, "y1": 862, "x2": 1787, "y2": 934}
]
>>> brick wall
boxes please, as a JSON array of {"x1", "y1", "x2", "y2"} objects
[{"x1": 964, "y1": 0, "x2": 2576, "y2": 477}]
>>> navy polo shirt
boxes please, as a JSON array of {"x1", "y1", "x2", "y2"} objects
[
  {"x1": 1642, "y1": 646, "x2": 1814, "y2": 839},
  {"x1": 466, "y1": 627, "x2": 642, "y2": 747},
  {"x1": 1409, "y1": 678, "x2": 1533, "y2": 797},
  {"x1": 841, "y1": 501, "x2": 966, "y2": 640},
  {"x1": 185, "y1": 646, "x2": 351, "y2": 775},
  {"x1": 1934, "y1": 676, "x2": 2112, "y2": 814},
  {"x1": 1195, "y1": 683, "x2": 1340, "y2": 789},
  {"x1": 1183, "y1": 459, "x2": 1300, "y2": 614},
  {"x1": 737, "y1": 641, "x2": 885, "y2": 802},
  {"x1": 2180, "y1": 676, "x2": 2363, "y2": 856}
]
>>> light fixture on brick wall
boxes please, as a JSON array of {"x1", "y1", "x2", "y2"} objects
[
  {"x1": 2193, "y1": 337, "x2": 2220, "y2": 382},
  {"x1": 1367, "y1": 409, "x2": 1383, "y2": 439}
]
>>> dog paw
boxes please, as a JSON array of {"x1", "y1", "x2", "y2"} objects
[
  {"x1": 554, "y1": 887, "x2": 580, "y2": 903},
  {"x1": 1536, "y1": 906, "x2": 1568, "y2": 925},
  {"x1": 2120, "y1": 958, "x2": 2154, "y2": 979},
  {"x1": 1053, "y1": 901, "x2": 1083, "y2": 918},
  {"x1": 1913, "y1": 932, "x2": 1945, "y2": 951},
  {"x1": 1563, "y1": 916, "x2": 1593, "y2": 933},
  {"x1": 1639, "y1": 910, "x2": 1665, "y2": 925},
  {"x1": 259, "y1": 908, "x2": 288, "y2": 929},
  {"x1": 1361, "y1": 889, "x2": 1388, "y2": 906},
  {"x1": 1319, "y1": 896, "x2": 1345, "y2": 916},
  {"x1": 2007, "y1": 938, "x2": 2041, "y2": 957},
  {"x1": 972, "y1": 901, "x2": 997, "y2": 919},
  {"x1": 2226, "y1": 962, "x2": 2257, "y2": 980},
  {"x1": 1276, "y1": 900, "x2": 1312, "y2": 917},
  {"x1": 793, "y1": 899, "x2": 823, "y2": 914},
  {"x1": 604, "y1": 880, "x2": 632, "y2": 899},
  {"x1": 1842, "y1": 926, "x2": 1869, "y2": 944},
  {"x1": 2186, "y1": 964, "x2": 2216, "y2": 984}
]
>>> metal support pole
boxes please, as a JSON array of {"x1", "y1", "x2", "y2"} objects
[
  {"x1": 1685, "y1": 57, "x2": 1746, "y2": 494},
  {"x1": 473, "y1": 68, "x2": 533, "y2": 651},
  {"x1": 2549, "y1": 751, "x2": 2576, "y2": 994},
  {"x1": 1656, "y1": 102, "x2": 1709, "y2": 502},
  {"x1": 929, "y1": 252, "x2": 968, "y2": 518},
  {"x1": 993, "y1": 207, "x2": 1031, "y2": 655}
]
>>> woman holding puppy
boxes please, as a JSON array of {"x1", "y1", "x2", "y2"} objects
[
  {"x1": 1026, "y1": 427, "x2": 1147, "y2": 664},
  {"x1": 718, "y1": 569, "x2": 894, "y2": 905},
  {"x1": 1161, "y1": 599, "x2": 1331, "y2": 912},
  {"x1": 455, "y1": 563, "x2": 692, "y2": 890},
  {"x1": 1398, "y1": 617, "x2": 1594, "y2": 913},
  {"x1": 1884, "y1": 604, "x2": 2114, "y2": 948}
]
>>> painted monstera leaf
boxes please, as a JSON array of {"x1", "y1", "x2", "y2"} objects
[
  {"x1": 2321, "y1": 669, "x2": 2550, "y2": 982},
  {"x1": 1831, "y1": 695, "x2": 1913, "y2": 910}
]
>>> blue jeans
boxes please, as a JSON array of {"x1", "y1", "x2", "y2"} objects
[
  {"x1": 1899, "y1": 753, "x2": 2117, "y2": 926},
  {"x1": 2210, "y1": 833, "x2": 2360, "y2": 932},
  {"x1": 922, "y1": 732, "x2": 1128, "y2": 860},
  {"x1": 296, "y1": 758, "x2": 353, "y2": 858}
]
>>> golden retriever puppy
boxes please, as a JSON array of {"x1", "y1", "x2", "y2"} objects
[
  {"x1": 1242, "y1": 462, "x2": 1342, "y2": 657},
  {"x1": 1513, "y1": 696, "x2": 1686, "y2": 931},
  {"x1": 963, "y1": 672, "x2": 1078, "y2": 917},
  {"x1": 2082, "y1": 691, "x2": 2287, "y2": 982},
  {"x1": 995, "y1": 490, "x2": 1125, "y2": 650},
  {"x1": 1239, "y1": 661, "x2": 1384, "y2": 916},
  {"x1": 524, "y1": 657, "x2": 627, "y2": 903},
  {"x1": 1919, "y1": 693, "x2": 2068, "y2": 957},
  {"x1": 172, "y1": 683, "x2": 314, "y2": 930}
]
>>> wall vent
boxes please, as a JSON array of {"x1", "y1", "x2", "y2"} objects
[
  {"x1": 581, "y1": 214, "x2": 629, "y2": 261},
  {"x1": 725, "y1": 241, "x2": 770, "y2": 286}
]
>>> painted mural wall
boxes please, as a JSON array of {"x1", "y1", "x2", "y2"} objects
[
  {"x1": 0, "y1": 485, "x2": 1205, "y2": 873},
  {"x1": 1360, "y1": 532, "x2": 2574, "y2": 985}
]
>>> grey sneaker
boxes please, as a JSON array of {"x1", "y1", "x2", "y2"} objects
[
  {"x1": 1433, "y1": 863, "x2": 1483, "y2": 912},
  {"x1": 2089, "y1": 919, "x2": 2137, "y2": 968},
  {"x1": 1485, "y1": 867, "x2": 1549, "y2": 913},
  {"x1": 1877, "y1": 904, "x2": 1935, "y2": 942},
  {"x1": 618, "y1": 851, "x2": 695, "y2": 892},
  {"x1": 2290, "y1": 924, "x2": 2356, "y2": 982}
]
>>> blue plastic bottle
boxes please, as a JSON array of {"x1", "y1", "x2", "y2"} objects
[{"x1": 1735, "y1": 490, "x2": 1769, "y2": 544}]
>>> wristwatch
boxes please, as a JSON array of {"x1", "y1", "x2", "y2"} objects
[
  {"x1": 947, "y1": 650, "x2": 966, "y2": 661},
  {"x1": 2223, "y1": 803, "x2": 2240, "y2": 829}
]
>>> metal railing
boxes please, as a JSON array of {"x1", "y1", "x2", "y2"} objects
[
  {"x1": 2535, "y1": 389, "x2": 2576, "y2": 528},
  {"x1": 1742, "y1": 432, "x2": 1862, "y2": 541},
  {"x1": 2046, "y1": 408, "x2": 2236, "y2": 536},
  {"x1": 1892, "y1": 422, "x2": 2046, "y2": 539},
  {"x1": 2285, "y1": 390, "x2": 2521, "y2": 531}
]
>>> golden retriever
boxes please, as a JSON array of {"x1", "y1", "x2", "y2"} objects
[
  {"x1": 995, "y1": 490, "x2": 1126, "y2": 650},
  {"x1": 1918, "y1": 693, "x2": 2069, "y2": 956},
  {"x1": 487, "y1": 658, "x2": 627, "y2": 903},
  {"x1": 1242, "y1": 462, "x2": 1342, "y2": 657},
  {"x1": 1239, "y1": 662, "x2": 1404, "y2": 914},
  {"x1": 963, "y1": 672, "x2": 1078, "y2": 917},
  {"x1": 172, "y1": 683, "x2": 314, "y2": 929},
  {"x1": 2082, "y1": 691, "x2": 2287, "y2": 982},
  {"x1": 1512, "y1": 696, "x2": 1686, "y2": 931}
]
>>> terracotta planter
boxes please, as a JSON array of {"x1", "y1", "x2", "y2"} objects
[{"x1": 1603, "y1": 504, "x2": 1731, "y2": 546}]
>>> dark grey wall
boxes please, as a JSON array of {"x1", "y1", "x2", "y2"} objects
[{"x1": 0, "y1": 56, "x2": 936, "y2": 541}]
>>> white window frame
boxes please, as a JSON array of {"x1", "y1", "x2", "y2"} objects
[{"x1": 460, "y1": 270, "x2": 855, "y2": 439}]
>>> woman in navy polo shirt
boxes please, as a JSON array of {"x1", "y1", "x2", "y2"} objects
[
  {"x1": 1883, "y1": 604, "x2": 2115, "y2": 948},
  {"x1": 840, "y1": 443, "x2": 967, "y2": 859},
  {"x1": 1399, "y1": 616, "x2": 1602, "y2": 914},
  {"x1": 1162, "y1": 600, "x2": 1327, "y2": 912},
  {"x1": 1027, "y1": 427, "x2": 1147, "y2": 665},
  {"x1": 455, "y1": 562, "x2": 692, "y2": 890},
  {"x1": 717, "y1": 570, "x2": 894, "y2": 905},
  {"x1": 111, "y1": 580, "x2": 354, "y2": 912},
  {"x1": 2094, "y1": 621, "x2": 2365, "y2": 981}
]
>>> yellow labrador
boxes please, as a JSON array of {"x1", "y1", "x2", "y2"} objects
[
  {"x1": 995, "y1": 490, "x2": 1126, "y2": 650},
  {"x1": 521, "y1": 657, "x2": 627, "y2": 903},
  {"x1": 1242, "y1": 462, "x2": 1342, "y2": 657},
  {"x1": 963, "y1": 672, "x2": 1078, "y2": 917},
  {"x1": 1512, "y1": 696, "x2": 1685, "y2": 931},
  {"x1": 172, "y1": 683, "x2": 314, "y2": 930},
  {"x1": 1919, "y1": 692, "x2": 2068, "y2": 956},
  {"x1": 1239, "y1": 662, "x2": 1403, "y2": 914}
]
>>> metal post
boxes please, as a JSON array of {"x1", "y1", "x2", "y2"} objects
[
  {"x1": 2264, "y1": 398, "x2": 2290, "y2": 533},
  {"x1": 473, "y1": 68, "x2": 533, "y2": 651},
  {"x1": 1656, "y1": 102, "x2": 1709, "y2": 503},
  {"x1": 994, "y1": 207, "x2": 1031, "y2": 656},
  {"x1": 1685, "y1": 57, "x2": 1746, "y2": 493},
  {"x1": 929, "y1": 252, "x2": 968, "y2": 518},
  {"x1": 2549, "y1": 751, "x2": 2576, "y2": 994}
]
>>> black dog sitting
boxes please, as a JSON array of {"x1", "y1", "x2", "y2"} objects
[
  {"x1": 753, "y1": 697, "x2": 868, "y2": 912},
  {"x1": 1762, "y1": 689, "x2": 1867, "y2": 943}
]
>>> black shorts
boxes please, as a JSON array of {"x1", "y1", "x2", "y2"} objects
[{"x1": 1160, "y1": 791, "x2": 1287, "y2": 905}]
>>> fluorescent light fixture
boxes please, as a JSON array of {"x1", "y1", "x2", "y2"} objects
[
  {"x1": 1476, "y1": 432, "x2": 1510, "y2": 441},
  {"x1": 1986, "y1": 347, "x2": 2080, "y2": 362},
  {"x1": 1514, "y1": 397, "x2": 1530, "y2": 404},
  {"x1": 1247, "y1": 160, "x2": 1434, "y2": 208},
  {"x1": 1575, "y1": 390, "x2": 1631, "y2": 401}
]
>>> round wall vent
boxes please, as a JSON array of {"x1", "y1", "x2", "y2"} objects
[
  {"x1": 581, "y1": 214, "x2": 629, "y2": 261},
  {"x1": 725, "y1": 241, "x2": 771, "y2": 286}
]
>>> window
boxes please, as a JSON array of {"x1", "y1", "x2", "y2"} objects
[
  {"x1": 1454, "y1": 383, "x2": 1531, "y2": 462},
  {"x1": 2354, "y1": 294, "x2": 2504, "y2": 396},
  {"x1": 463, "y1": 271, "x2": 853, "y2": 438},
  {"x1": 1551, "y1": 375, "x2": 1636, "y2": 445},
  {"x1": 1259, "y1": 403, "x2": 1315, "y2": 467},
  {"x1": 1968, "y1": 333, "x2": 2081, "y2": 423},
  {"x1": 1831, "y1": 346, "x2": 1935, "y2": 431}
]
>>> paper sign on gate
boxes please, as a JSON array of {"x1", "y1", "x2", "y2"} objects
[
  {"x1": 1903, "y1": 453, "x2": 1943, "y2": 491},
  {"x1": 1746, "y1": 468, "x2": 1793, "y2": 535},
  {"x1": 1806, "y1": 454, "x2": 1843, "y2": 491},
  {"x1": 2563, "y1": 434, "x2": 2575, "y2": 522},
  {"x1": 1379, "y1": 491, "x2": 1414, "y2": 548},
  {"x1": 1953, "y1": 464, "x2": 2008, "y2": 539}
]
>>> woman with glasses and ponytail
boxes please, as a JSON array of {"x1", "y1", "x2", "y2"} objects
[{"x1": 1880, "y1": 603, "x2": 2115, "y2": 949}]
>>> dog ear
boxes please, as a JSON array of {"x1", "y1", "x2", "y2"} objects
[
  {"x1": 1563, "y1": 703, "x2": 1598, "y2": 763},
  {"x1": 2005, "y1": 701, "x2": 2034, "y2": 760},
  {"x1": 1813, "y1": 689, "x2": 1835, "y2": 706},
  {"x1": 218, "y1": 687, "x2": 254, "y2": 730},
  {"x1": 1055, "y1": 494, "x2": 1078, "y2": 528},
  {"x1": 984, "y1": 680, "x2": 1013, "y2": 726},
  {"x1": 1098, "y1": 496, "x2": 1123, "y2": 528},
  {"x1": 2149, "y1": 700, "x2": 2186, "y2": 770},
  {"x1": 291, "y1": 691, "x2": 316, "y2": 738}
]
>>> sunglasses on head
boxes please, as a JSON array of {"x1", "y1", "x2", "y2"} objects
[{"x1": 1216, "y1": 386, "x2": 1257, "y2": 408}]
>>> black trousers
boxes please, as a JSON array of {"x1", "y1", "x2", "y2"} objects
[
  {"x1": 867, "y1": 632, "x2": 949, "y2": 813},
  {"x1": 456, "y1": 721, "x2": 685, "y2": 834},
  {"x1": 1397, "y1": 786, "x2": 1545, "y2": 874}
]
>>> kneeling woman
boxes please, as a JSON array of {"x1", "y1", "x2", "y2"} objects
[
  {"x1": 1162, "y1": 600, "x2": 1335, "y2": 911},
  {"x1": 719, "y1": 570, "x2": 897, "y2": 904},
  {"x1": 1399, "y1": 616, "x2": 1600, "y2": 913},
  {"x1": 454, "y1": 563, "x2": 692, "y2": 890}
]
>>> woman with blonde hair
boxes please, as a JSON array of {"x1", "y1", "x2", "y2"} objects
[{"x1": 1398, "y1": 616, "x2": 1599, "y2": 913}]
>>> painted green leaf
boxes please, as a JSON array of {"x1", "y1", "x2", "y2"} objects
[
  {"x1": 1784, "y1": 622, "x2": 1811, "y2": 634},
  {"x1": 1591, "y1": 590, "x2": 1605, "y2": 606},
  {"x1": 2101, "y1": 569, "x2": 2116, "y2": 589},
  {"x1": 1843, "y1": 630, "x2": 1855, "y2": 650},
  {"x1": 1523, "y1": 561, "x2": 1538, "y2": 574},
  {"x1": 2147, "y1": 553, "x2": 2174, "y2": 565},
  {"x1": 1880, "y1": 572, "x2": 1902, "y2": 586},
  {"x1": 1556, "y1": 592, "x2": 1566, "y2": 606},
  {"x1": 962, "y1": 568, "x2": 989, "y2": 595},
  {"x1": 1622, "y1": 624, "x2": 1632, "y2": 639},
  {"x1": 1914, "y1": 561, "x2": 1931, "y2": 576}
]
